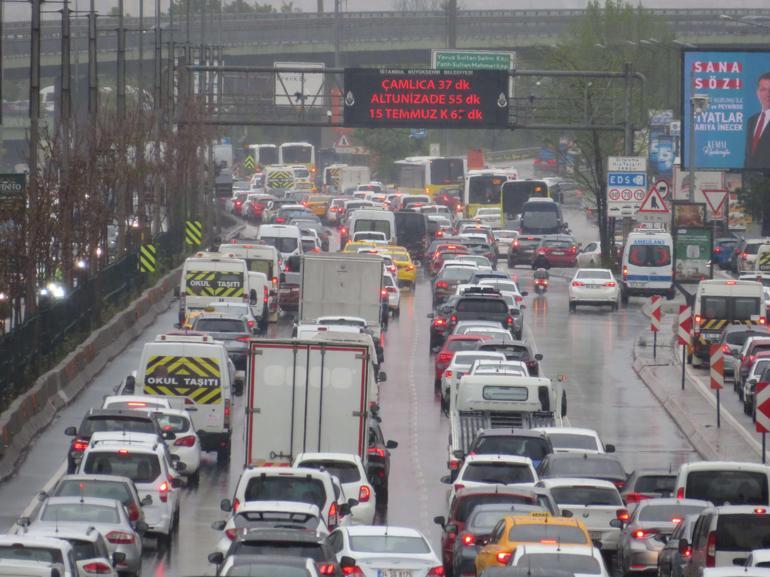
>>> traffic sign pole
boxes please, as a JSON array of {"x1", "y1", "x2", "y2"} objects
[
  {"x1": 678, "y1": 305, "x2": 692, "y2": 391},
  {"x1": 650, "y1": 296, "x2": 662, "y2": 359},
  {"x1": 710, "y1": 344, "x2": 725, "y2": 429},
  {"x1": 755, "y1": 380, "x2": 770, "y2": 463}
]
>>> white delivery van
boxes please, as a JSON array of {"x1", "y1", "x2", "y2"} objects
[
  {"x1": 620, "y1": 230, "x2": 675, "y2": 303},
  {"x1": 132, "y1": 333, "x2": 235, "y2": 462},
  {"x1": 757, "y1": 244, "x2": 770, "y2": 274},
  {"x1": 219, "y1": 243, "x2": 281, "y2": 322},
  {"x1": 675, "y1": 461, "x2": 770, "y2": 505},
  {"x1": 179, "y1": 253, "x2": 249, "y2": 325},
  {"x1": 257, "y1": 224, "x2": 303, "y2": 260},
  {"x1": 347, "y1": 209, "x2": 396, "y2": 244}
]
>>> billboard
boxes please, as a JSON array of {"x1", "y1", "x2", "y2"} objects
[
  {"x1": 682, "y1": 50, "x2": 770, "y2": 170},
  {"x1": 343, "y1": 69, "x2": 509, "y2": 129},
  {"x1": 674, "y1": 227, "x2": 713, "y2": 283}
]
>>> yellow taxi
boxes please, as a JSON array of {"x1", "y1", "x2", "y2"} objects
[
  {"x1": 303, "y1": 194, "x2": 332, "y2": 218},
  {"x1": 341, "y1": 240, "x2": 379, "y2": 253},
  {"x1": 474, "y1": 513, "x2": 592, "y2": 574},
  {"x1": 384, "y1": 246, "x2": 416, "y2": 289}
]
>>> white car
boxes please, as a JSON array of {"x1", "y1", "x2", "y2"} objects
[
  {"x1": 746, "y1": 549, "x2": 770, "y2": 568},
  {"x1": 213, "y1": 501, "x2": 328, "y2": 554},
  {"x1": 153, "y1": 408, "x2": 201, "y2": 481},
  {"x1": 446, "y1": 454, "x2": 538, "y2": 505},
  {"x1": 0, "y1": 536, "x2": 79, "y2": 577},
  {"x1": 452, "y1": 255, "x2": 494, "y2": 270},
  {"x1": 536, "y1": 478, "x2": 625, "y2": 552},
  {"x1": 328, "y1": 526, "x2": 444, "y2": 577},
  {"x1": 383, "y1": 272, "x2": 400, "y2": 317},
  {"x1": 577, "y1": 241, "x2": 602, "y2": 268},
  {"x1": 493, "y1": 230, "x2": 519, "y2": 258},
  {"x1": 533, "y1": 427, "x2": 614, "y2": 454},
  {"x1": 293, "y1": 452, "x2": 376, "y2": 525},
  {"x1": 440, "y1": 351, "x2": 507, "y2": 408},
  {"x1": 511, "y1": 544, "x2": 610, "y2": 577},
  {"x1": 22, "y1": 527, "x2": 119, "y2": 577},
  {"x1": 101, "y1": 395, "x2": 174, "y2": 411},
  {"x1": 568, "y1": 268, "x2": 620, "y2": 312},
  {"x1": 473, "y1": 207, "x2": 502, "y2": 228},
  {"x1": 469, "y1": 359, "x2": 529, "y2": 377},
  {"x1": 478, "y1": 278, "x2": 526, "y2": 303}
]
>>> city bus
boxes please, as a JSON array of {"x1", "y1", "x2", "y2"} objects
[
  {"x1": 279, "y1": 142, "x2": 316, "y2": 172},
  {"x1": 499, "y1": 179, "x2": 552, "y2": 221},
  {"x1": 463, "y1": 169, "x2": 519, "y2": 223},
  {"x1": 393, "y1": 156, "x2": 466, "y2": 198},
  {"x1": 247, "y1": 144, "x2": 278, "y2": 170}
]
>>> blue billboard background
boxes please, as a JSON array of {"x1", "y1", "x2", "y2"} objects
[{"x1": 682, "y1": 51, "x2": 770, "y2": 170}]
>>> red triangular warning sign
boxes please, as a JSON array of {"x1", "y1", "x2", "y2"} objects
[
  {"x1": 703, "y1": 189, "x2": 728, "y2": 215},
  {"x1": 638, "y1": 186, "x2": 669, "y2": 213},
  {"x1": 335, "y1": 134, "x2": 351, "y2": 148}
]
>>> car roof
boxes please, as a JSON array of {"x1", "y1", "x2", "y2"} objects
[
  {"x1": 516, "y1": 543, "x2": 598, "y2": 556},
  {"x1": 57, "y1": 474, "x2": 134, "y2": 485},
  {"x1": 678, "y1": 461, "x2": 770, "y2": 472},
  {"x1": 464, "y1": 454, "x2": 534, "y2": 465},
  {"x1": 533, "y1": 427, "x2": 600, "y2": 437},
  {"x1": 0, "y1": 535, "x2": 75, "y2": 549},
  {"x1": 235, "y1": 501, "x2": 321, "y2": 516},
  {"x1": 236, "y1": 528, "x2": 325, "y2": 543},
  {"x1": 242, "y1": 466, "x2": 333, "y2": 480},
  {"x1": 42, "y1": 496, "x2": 119, "y2": 508},
  {"x1": 481, "y1": 568, "x2": 576, "y2": 577},
  {"x1": 84, "y1": 409, "x2": 154, "y2": 420},
  {"x1": 229, "y1": 555, "x2": 316, "y2": 569},
  {"x1": 477, "y1": 428, "x2": 548, "y2": 440},
  {"x1": 633, "y1": 497, "x2": 712, "y2": 508},
  {"x1": 537, "y1": 478, "x2": 619, "y2": 489},
  {"x1": 341, "y1": 525, "x2": 425, "y2": 538},
  {"x1": 454, "y1": 485, "x2": 540, "y2": 498},
  {"x1": 294, "y1": 452, "x2": 363, "y2": 465},
  {"x1": 25, "y1": 527, "x2": 101, "y2": 543}
]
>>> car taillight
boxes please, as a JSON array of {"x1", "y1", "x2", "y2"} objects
[
  {"x1": 368, "y1": 447, "x2": 385, "y2": 458},
  {"x1": 623, "y1": 265, "x2": 628, "y2": 280},
  {"x1": 632, "y1": 529, "x2": 657, "y2": 540},
  {"x1": 233, "y1": 498, "x2": 240, "y2": 512},
  {"x1": 605, "y1": 281, "x2": 617, "y2": 287},
  {"x1": 341, "y1": 227, "x2": 347, "y2": 235},
  {"x1": 570, "y1": 245, "x2": 577, "y2": 254},
  {"x1": 71, "y1": 438, "x2": 89, "y2": 452},
  {"x1": 706, "y1": 531, "x2": 717, "y2": 567},
  {"x1": 761, "y1": 317, "x2": 767, "y2": 325},
  {"x1": 613, "y1": 480, "x2": 626, "y2": 490},
  {"x1": 623, "y1": 492, "x2": 651, "y2": 504},
  {"x1": 450, "y1": 314, "x2": 457, "y2": 324},
  {"x1": 406, "y1": 264, "x2": 415, "y2": 271},
  {"x1": 755, "y1": 507, "x2": 767, "y2": 514},
  {"x1": 433, "y1": 318, "x2": 447, "y2": 327},
  {"x1": 714, "y1": 246, "x2": 721, "y2": 253},
  {"x1": 460, "y1": 533, "x2": 475, "y2": 546},
  {"x1": 225, "y1": 399, "x2": 231, "y2": 427},
  {"x1": 437, "y1": 351, "x2": 453, "y2": 364},
  {"x1": 506, "y1": 316, "x2": 513, "y2": 326},
  {"x1": 318, "y1": 563, "x2": 336, "y2": 575},
  {"x1": 387, "y1": 286, "x2": 397, "y2": 293},
  {"x1": 676, "y1": 487, "x2": 684, "y2": 499},
  {"x1": 616, "y1": 508, "x2": 630, "y2": 522},
  {"x1": 694, "y1": 315, "x2": 702, "y2": 328},
  {"x1": 683, "y1": 544, "x2": 692, "y2": 558},
  {"x1": 358, "y1": 485, "x2": 371, "y2": 502},
  {"x1": 263, "y1": 285, "x2": 269, "y2": 304},
  {"x1": 572, "y1": 281, "x2": 584, "y2": 287},
  {"x1": 127, "y1": 502, "x2": 140, "y2": 522},
  {"x1": 436, "y1": 281, "x2": 449, "y2": 289},
  {"x1": 342, "y1": 565, "x2": 364, "y2": 577},
  {"x1": 225, "y1": 528, "x2": 238, "y2": 541},
  {"x1": 742, "y1": 252, "x2": 748, "y2": 260},
  {"x1": 83, "y1": 562, "x2": 113, "y2": 574},
  {"x1": 247, "y1": 320, "x2": 255, "y2": 328},
  {"x1": 174, "y1": 434, "x2": 196, "y2": 447},
  {"x1": 272, "y1": 276, "x2": 279, "y2": 287},
  {"x1": 454, "y1": 483, "x2": 465, "y2": 492},
  {"x1": 513, "y1": 239, "x2": 520, "y2": 248},
  {"x1": 106, "y1": 530, "x2": 135, "y2": 545},
  {"x1": 444, "y1": 370, "x2": 453, "y2": 378},
  {"x1": 158, "y1": 481, "x2": 169, "y2": 503},
  {"x1": 428, "y1": 567, "x2": 445, "y2": 577},
  {"x1": 275, "y1": 217, "x2": 285, "y2": 223},
  {"x1": 329, "y1": 502, "x2": 339, "y2": 527},
  {"x1": 496, "y1": 552, "x2": 512, "y2": 564},
  {"x1": 449, "y1": 458, "x2": 460, "y2": 470},
  {"x1": 722, "y1": 344, "x2": 730, "y2": 354}
]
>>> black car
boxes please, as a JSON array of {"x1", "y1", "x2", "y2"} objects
[
  {"x1": 447, "y1": 289, "x2": 514, "y2": 335},
  {"x1": 537, "y1": 453, "x2": 627, "y2": 490},
  {"x1": 465, "y1": 429, "x2": 554, "y2": 469},
  {"x1": 395, "y1": 211, "x2": 429, "y2": 264},
  {"x1": 209, "y1": 529, "x2": 341, "y2": 576},
  {"x1": 433, "y1": 267, "x2": 475, "y2": 307},
  {"x1": 64, "y1": 409, "x2": 169, "y2": 473},
  {"x1": 366, "y1": 420, "x2": 397, "y2": 501},
  {"x1": 429, "y1": 296, "x2": 461, "y2": 351},
  {"x1": 508, "y1": 235, "x2": 543, "y2": 267},
  {"x1": 621, "y1": 469, "x2": 677, "y2": 505}
]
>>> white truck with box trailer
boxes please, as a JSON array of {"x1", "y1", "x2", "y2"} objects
[
  {"x1": 447, "y1": 374, "x2": 566, "y2": 473},
  {"x1": 299, "y1": 254, "x2": 385, "y2": 338},
  {"x1": 244, "y1": 336, "x2": 383, "y2": 466}
]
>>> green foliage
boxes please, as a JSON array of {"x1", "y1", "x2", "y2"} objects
[{"x1": 351, "y1": 129, "x2": 427, "y2": 181}]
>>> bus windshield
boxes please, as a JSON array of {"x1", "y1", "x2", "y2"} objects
[
  {"x1": 430, "y1": 158, "x2": 465, "y2": 185},
  {"x1": 468, "y1": 175, "x2": 506, "y2": 205},
  {"x1": 502, "y1": 180, "x2": 548, "y2": 217},
  {"x1": 282, "y1": 145, "x2": 312, "y2": 164},
  {"x1": 257, "y1": 147, "x2": 278, "y2": 165},
  {"x1": 396, "y1": 163, "x2": 426, "y2": 190}
]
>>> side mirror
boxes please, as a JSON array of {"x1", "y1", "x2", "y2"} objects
[
  {"x1": 211, "y1": 520, "x2": 226, "y2": 531},
  {"x1": 377, "y1": 371, "x2": 387, "y2": 383},
  {"x1": 562, "y1": 509, "x2": 573, "y2": 518},
  {"x1": 521, "y1": 291, "x2": 529, "y2": 297},
  {"x1": 220, "y1": 498, "x2": 232, "y2": 512},
  {"x1": 111, "y1": 552, "x2": 127, "y2": 566},
  {"x1": 173, "y1": 461, "x2": 187, "y2": 472},
  {"x1": 426, "y1": 313, "x2": 434, "y2": 319},
  {"x1": 124, "y1": 375, "x2": 135, "y2": 394},
  {"x1": 605, "y1": 444, "x2": 616, "y2": 453},
  {"x1": 171, "y1": 477, "x2": 184, "y2": 488},
  {"x1": 280, "y1": 272, "x2": 287, "y2": 283},
  {"x1": 440, "y1": 475, "x2": 452, "y2": 484},
  {"x1": 520, "y1": 304, "x2": 527, "y2": 310},
  {"x1": 208, "y1": 552, "x2": 224, "y2": 565},
  {"x1": 609, "y1": 519, "x2": 624, "y2": 528},
  {"x1": 453, "y1": 450, "x2": 465, "y2": 460},
  {"x1": 535, "y1": 353, "x2": 543, "y2": 361},
  {"x1": 169, "y1": 454, "x2": 181, "y2": 463},
  {"x1": 162, "y1": 430, "x2": 177, "y2": 441},
  {"x1": 17, "y1": 517, "x2": 30, "y2": 528},
  {"x1": 347, "y1": 498, "x2": 359, "y2": 508},
  {"x1": 38, "y1": 491, "x2": 48, "y2": 502},
  {"x1": 678, "y1": 538, "x2": 690, "y2": 556},
  {"x1": 339, "y1": 503, "x2": 352, "y2": 516},
  {"x1": 433, "y1": 515, "x2": 446, "y2": 527},
  {"x1": 64, "y1": 426, "x2": 77, "y2": 436},
  {"x1": 134, "y1": 521, "x2": 149, "y2": 534},
  {"x1": 141, "y1": 494, "x2": 153, "y2": 506},
  {"x1": 386, "y1": 440, "x2": 398, "y2": 449},
  {"x1": 340, "y1": 556, "x2": 357, "y2": 569}
]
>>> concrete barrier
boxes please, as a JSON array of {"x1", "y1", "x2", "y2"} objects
[{"x1": 0, "y1": 267, "x2": 182, "y2": 482}]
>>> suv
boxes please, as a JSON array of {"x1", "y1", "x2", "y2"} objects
[
  {"x1": 508, "y1": 235, "x2": 543, "y2": 267},
  {"x1": 532, "y1": 235, "x2": 578, "y2": 269},
  {"x1": 64, "y1": 409, "x2": 167, "y2": 474},
  {"x1": 465, "y1": 429, "x2": 554, "y2": 469},
  {"x1": 447, "y1": 289, "x2": 515, "y2": 335},
  {"x1": 683, "y1": 506, "x2": 770, "y2": 576},
  {"x1": 78, "y1": 432, "x2": 183, "y2": 544},
  {"x1": 732, "y1": 238, "x2": 770, "y2": 273}
]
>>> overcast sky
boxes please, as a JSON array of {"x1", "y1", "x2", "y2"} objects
[{"x1": 3, "y1": 0, "x2": 769, "y2": 21}]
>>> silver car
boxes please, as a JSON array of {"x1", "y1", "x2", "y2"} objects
[
  {"x1": 20, "y1": 496, "x2": 145, "y2": 577},
  {"x1": 24, "y1": 526, "x2": 121, "y2": 577}
]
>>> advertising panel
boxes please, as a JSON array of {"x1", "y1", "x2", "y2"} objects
[
  {"x1": 674, "y1": 227, "x2": 713, "y2": 283},
  {"x1": 682, "y1": 50, "x2": 770, "y2": 170}
]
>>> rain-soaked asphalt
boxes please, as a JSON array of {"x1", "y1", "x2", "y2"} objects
[{"x1": 0, "y1": 195, "x2": 698, "y2": 577}]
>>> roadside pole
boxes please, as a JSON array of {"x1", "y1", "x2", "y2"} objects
[
  {"x1": 677, "y1": 305, "x2": 692, "y2": 390},
  {"x1": 650, "y1": 295, "x2": 662, "y2": 359},
  {"x1": 756, "y1": 380, "x2": 770, "y2": 464},
  {"x1": 710, "y1": 344, "x2": 724, "y2": 428}
]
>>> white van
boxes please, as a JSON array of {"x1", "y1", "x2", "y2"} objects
[
  {"x1": 757, "y1": 244, "x2": 770, "y2": 274},
  {"x1": 257, "y1": 224, "x2": 303, "y2": 260},
  {"x1": 219, "y1": 243, "x2": 281, "y2": 322},
  {"x1": 179, "y1": 253, "x2": 250, "y2": 325},
  {"x1": 675, "y1": 461, "x2": 770, "y2": 505},
  {"x1": 620, "y1": 230, "x2": 675, "y2": 303},
  {"x1": 347, "y1": 209, "x2": 396, "y2": 244},
  {"x1": 131, "y1": 333, "x2": 235, "y2": 463}
]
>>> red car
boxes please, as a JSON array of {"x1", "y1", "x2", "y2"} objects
[
  {"x1": 431, "y1": 246, "x2": 471, "y2": 276},
  {"x1": 531, "y1": 235, "x2": 578, "y2": 269},
  {"x1": 434, "y1": 335, "x2": 487, "y2": 388}
]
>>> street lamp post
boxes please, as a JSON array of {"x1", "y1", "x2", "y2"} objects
[{"x1": 688, "y1": 93, "x2": 710, "y2": 202}]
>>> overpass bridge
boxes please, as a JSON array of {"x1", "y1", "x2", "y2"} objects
[{"x1": 2, "y1": 8, "x2": 769, "y2": 78}]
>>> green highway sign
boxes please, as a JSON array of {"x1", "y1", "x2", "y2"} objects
[{"x1": 431, "y1": 49, "x2": 515, "y2": 71}]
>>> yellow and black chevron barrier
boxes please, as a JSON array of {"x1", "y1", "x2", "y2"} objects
[
  {"x1": 139, "y1": 244, "x2": 156, "y2": 273},
  {"x1": 242, "y1": 155, "x2": 255, "y2": 170},
  {"x1": 143, "y1": 355, "x2": 222, "y2": 404},
  {"x1": 759, "y1": 252, "x2": 770, "y2": 271},
  {"x1": 185, "y1": 220, "x2": 203, "y2": 246},
  {"x1": 267, "y1": 170, "x2": 294, "y2": 190},
  {"x1": 184, "y1": 271, "x2": 245, "y2": 297}
]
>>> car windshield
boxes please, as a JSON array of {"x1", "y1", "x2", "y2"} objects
[
  {"x1": 456, "y1": 299, "x2": 508, "y2": 314},
  {"x1": 194, "y1": 318, "x2": 247, "y2": 333},
  {"x1": 82, "y1": 451, "x2": 161, "y2": 483},
  {"x1": 67, "y1": 539, "x2": 100, "y2": 562},
  {"x1": 295, "y1": 460, "x2": 360, "y2": 483},
  {"x1": 473, "y1": 437, "x2": 551, "y2": 460},
  {"x1": 685, "y1": 470, "x2": 769, "y2": 505},
  {"x1": 481, "y1": 281, "x2": 518, "y2": 293},
  {"x1": 447, "y1": 339, "x2": 483, "y2": 353},
  {"x1": 508, "y1": 524, "x2": 589, "y2": 544},
  {"x1": 41, "y1": 503, "x2": 119, "y2": 523},
  {"x1": 637, "y1": 504, "x2": 707, "y2": 522},
  {"x1": 716, "y1": 514, "x2": 770, "y2": 551},
  {"x1": 462, "y1": 462, "x2": 534, "y2": 484},
  {"x1": 632, "y1": 475, "x2": 676, "y2": 495},
  {"x1": 348, "y1": 535, "x2": 430, "y2": 554},
  {"x1": 455, "y1": 494, "x2": 537, "y2": 522},
  {"x1": 469, "y1": 507, "x2": 543, "y2": 531},
  {"x1": 546, "y1": 457, "x2": 624, "y2": 477},
  {"x1": 546, "y1": 433, "x2": 599, "y2": 451},
  {"x1": 54, "y1": 480, "x2": 131, "y2": 505},
  {"x1": 244, "y1": 477, "x2": 326, "y2": 510},
  {"x1": 80, "y1": 417, "x2": 154, "y2": 436},
  {"x1": 260, "y1": 236, "x2": 298, "y2": 253},
  {"x1": 0, "y1": 546, "x2": 63, "y2": 564},
  {"x1": 225, "y1": 565, "x2": 311, "y2": 577},
  {"x1": 550, "y1": 486, "x2": 623, "y2": 506},
  {"x1": 542, "y1": 240, "x2": 573, "y2": 249},
  {"x1": 232, "y1": 541, "x2": 323, "y2": 560},
  {"x1": 234, "y1": 512, "x2": 321, "y2": 531},
  {"x1": 440, "y1": 268, "x2": 475, "y2": 282},
  {"x1": 155, "y1": 413, "x2": 190, "y2": 434},
  {"x1": 515, "y1": 553, "x2": 600, "y2": 574}
]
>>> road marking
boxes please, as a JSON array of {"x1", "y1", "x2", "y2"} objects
[
  {"x1": 11, "y1": 460, "x2": 66, "y2": 534},
  {"x1": 408, "y1": 291, "x2": 430, "y2": 528}
]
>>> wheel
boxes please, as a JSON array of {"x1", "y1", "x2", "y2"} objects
[
  {"x1": 189, "y1": 469, "x2": 200, "y2": 487},
  {"x1": 620, "y1": 290, "x2": 629, "y2": 305},
  {"x1": 394, "y1": 307, "x2": 400, "y2": 318},
  {"x1": 611, "y1": 302, "x2": 619, "y2": 312},
  {"x1": 569, "y1": 302, "x2": 576, "y2": 312},
  {"x1": 217, "y1": 444, "x2": 231, "y2": 465}
]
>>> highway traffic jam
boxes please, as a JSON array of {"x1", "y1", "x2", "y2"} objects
[{"x1": 2, "y1": 148, "x2": 770, "y2": 577}]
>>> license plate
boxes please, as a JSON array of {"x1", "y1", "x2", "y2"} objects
[
  {"x1": 586, "y1": 284, "x2": 601, "y2": 289},
  {"x1": 379, "y1": 571, "x2": 412, "y2": 577},
  {"x1": 552, "y1": 251, "x2": 564, "y2": 255},
  {"x1": 628, "y1": 281, "x2": 644, "y2": 287}
]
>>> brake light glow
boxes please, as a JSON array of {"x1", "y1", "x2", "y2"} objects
[
  {"x1": 118, "y1": 449, "x2": 129, "y2": 455},
  {"x1": 444, "y1": 370, "x2": 453, "y2": 378},
  {"x1": 428, "y1": 567, "x2": 445, "y2": 577},
  {"x1": 449, "y1": 459, "x2": 460, "y2": 470},
  {"x1": 624, "y1": 492, "x2": 652, "y2": 504},
  {"x1": 263, "y1": 286, "x2": 269, "y2": 304},
  {"x1": 450, "y1": 315, "x2": 457, "y2": 324},
  {"x1": 436, "y1": 281, "x2": 449, "y2": 289},
  {"x1": 632, "y1": 529, "x2": 657, "y2": 540},
  {"x1": 496, "y1": 552, "x2": 512, "y2": 564},
  {"x1": 605, "y1": 281, "x2": 617, "y2": 287},
  {"x1": 127, "y1": 501, "x2": 140, "y2": 522},
  {"x1": 461, "y1": 533, "x2": 475, "y2": 546},
  {"x1": 676, "y1": 487, "x2": 684, "y2": 499},
  {"x1": 127, "y1": 401, "x2": 147, "y2": 407},
  {"x1": 329, "y1": 502, "x2": 339, "y2": 527},
  {"x1": 71, "y1": 439, "x2": 89, "y2": 452},
  {"x1": 174, "y1": 435, "x2": 196, "y2": 447},
  {"x1": 83, "y1": 562, "x2": 113, "y2": 574},
  {"x1": 433, "y1": 318, "x2": 447, "y2": 327},
  {"x1": 106, "y1": 530, "x2": 135, "y2": 545},
  {"x1": 672, "y1": 517, "x2": 683, "y2": 524},
  {"x1": 437, "y1": 351, "x2": 453, "y2": 364},
  {"x1": 506, "y1": 316, "x2": 514, "y2": 326},
  {"x1": 318, "y1": 564, "x2": 336, "y2": 575},
  {"x1": 572, "y1": 281, "x2": 585, "y2": 287},
  {"x1": 406, "y1": 265, "x2": 415, "y2": 271},
  {"x1": 368, "y1": 447, "x2": 385, "y2": 458},
  {"x1": 755, "y1": 508, "x2": 767, "y2": 514},
  {"x1": 358, "y1": 485, "x2": 371, "y2": 502},
  {"x1": 616, "y1": 508, "x2": 630, "y2": 522},
  {"x1": 342, "y1": 565, "x2": 364, "y2": 576},
  {"x1": 275, "y1": 217, "x2": 285, "y2": 223},
  {"x1": 233, "y1": 498, "x2": 240, "y2": 512},
  {"x1": 623, "y1": 265, "x2": 628, "y2": 280},
  {"x1": 158, "y1": 481, "x2": 169, "y2": 503},
  {"x1": 613, "y1": 480, "x2": 626, "y2": 490},
  {"x1": 714, "y1": 246, "x2": 721, "y2": 253}
]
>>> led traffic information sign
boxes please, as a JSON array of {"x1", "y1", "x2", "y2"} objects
[{"x1": 343, "y1": 68, "x2": 509, "y2": 129}]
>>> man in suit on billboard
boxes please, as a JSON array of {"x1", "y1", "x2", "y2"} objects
[{"x1": 745, "y1": 72, "x2": 770, "y2": 169}]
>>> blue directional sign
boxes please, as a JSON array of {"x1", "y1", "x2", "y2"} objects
[{"x1": 607, "y1": 172, "x2": 647, "y2": 187}]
